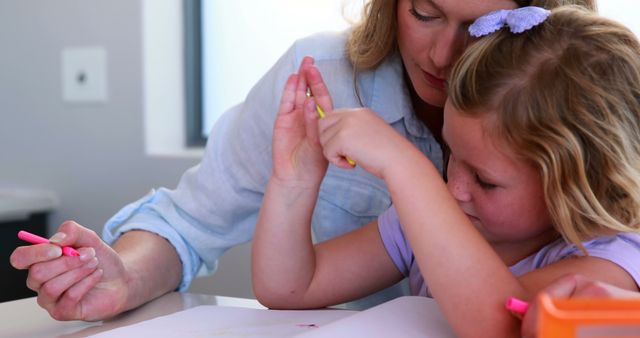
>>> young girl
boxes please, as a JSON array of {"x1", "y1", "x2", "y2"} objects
[{"x1": 253, "y1": 6, "x2": 640, "y2": 337}]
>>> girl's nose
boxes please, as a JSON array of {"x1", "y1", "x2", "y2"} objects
[
  {"x1": 448, "y1": 179, "x2": 472, "y2": 202},
  {"x1": 447, "y1": 163, "x2": 472, "y2": 202},
  {"x1": 446, "y1": 154, "x2": 472, "y2": 202}
]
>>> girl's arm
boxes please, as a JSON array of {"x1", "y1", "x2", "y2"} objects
[
  {"x1": 252, "y1": 61, "x2": 402, "y2": 309},
  {"x1": 253, "y1": 212, "x2": 403, "y2": 309}
]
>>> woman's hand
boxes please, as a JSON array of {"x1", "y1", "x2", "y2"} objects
[
  {"x1": 10, "y1": 221, "x2": 131, "y2": 321},
  {"x1": 271, "y1": 57, "x2": 329, "y2": 187}
]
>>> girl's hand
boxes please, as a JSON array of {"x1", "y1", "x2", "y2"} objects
[
  {"x1": 317, "y1": 107, "x2": 414, "y2": 179},
  {"x1": 271, "y1": 57, "x2": 328, "y2": 187}
]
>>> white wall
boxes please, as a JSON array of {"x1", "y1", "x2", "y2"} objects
[
  {"x1": 599, "y1": 1, "x2": 640, "y2": 35},
  {"x1": 0, "y1": 0, "x2": 195, "y2": 234}
]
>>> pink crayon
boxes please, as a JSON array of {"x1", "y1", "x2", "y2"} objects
[
  {"x1": 17, "y1": 230, "x2": 80, "y2": 257},
  {"x1": 505, "y1": 296, "x2": 529, "y2": 316}
]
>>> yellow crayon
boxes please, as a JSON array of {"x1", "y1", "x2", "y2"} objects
[
  {"x1": 315, "y1": 103, "x2": 326, "y2": 119},
  {"x1": 306, "y1": 88, "x2": 355, "y2": 166},
  {"x1": 306, "y1": 88, "x2": 325, "y2": 118}
]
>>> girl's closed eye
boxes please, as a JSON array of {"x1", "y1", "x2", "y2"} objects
[{"x1": 475, "y1": 172, "x2": 497, "y2": 190}]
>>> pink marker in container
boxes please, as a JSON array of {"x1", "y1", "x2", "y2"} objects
[
  {"x1": 505, "y1": 296, "x2": 530, "y2": 316},
  {"x1": 17, "y1": 230, "x2": 80, "y2": 257}
]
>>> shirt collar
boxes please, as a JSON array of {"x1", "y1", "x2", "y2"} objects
[{"x1": 368, "y1": 51, "x2": 433, "y2": 139}]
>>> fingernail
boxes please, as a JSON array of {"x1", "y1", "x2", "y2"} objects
[
  {"x1": 80, "y1": 248, "x2": 96, "y2": 261},
  {"x1": 547, "y1": 275, "x2": 579, "y2": 297},
  {"x1": 48, "y1": 247, "x2": 62, "y2": 258},
  {"x1": 87, "y1": 257, "x2": 99, "y2": 269},
  {"x1": 49, "y1": 232, "x2": 66, "y2": 244}
]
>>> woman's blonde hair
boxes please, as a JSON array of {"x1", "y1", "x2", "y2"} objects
[
  {"x1": 345, "y1": 0, "x2": 597, "y2": 72},
  {"x1": 448, "y1": 6, "x2": 640, "y2": 249}
]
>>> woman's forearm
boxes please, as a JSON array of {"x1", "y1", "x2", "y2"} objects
[{"x1": 113, "y1": 231, "x2": 183, "y2": 312}]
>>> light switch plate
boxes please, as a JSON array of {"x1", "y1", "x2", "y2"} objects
[{"x1": 62, "y1": 47, "x2": 108, "y2": 103}]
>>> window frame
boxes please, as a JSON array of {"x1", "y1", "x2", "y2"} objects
[{"x1": 184, "y1": 0, "x2": 206, "y2": 147}]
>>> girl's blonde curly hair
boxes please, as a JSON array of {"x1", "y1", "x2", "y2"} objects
[{"x1": 448, "y1": 6, "x2": 640, "y2": 250}]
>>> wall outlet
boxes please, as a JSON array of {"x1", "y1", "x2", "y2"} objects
[{"x1": 61, "y1": 47, "x2": 108, "y2": 103}]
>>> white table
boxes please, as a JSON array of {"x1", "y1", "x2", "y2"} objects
[{"x1": 0, "y1": 292, "x2": 264, "y2": 338}]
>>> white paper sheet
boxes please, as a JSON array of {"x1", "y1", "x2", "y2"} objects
[
  {"x1": 88, "y1": 305, "x2": 355, "y2": 338},
  {"x1": 89, "y1": 296, "x2": 455, "y2": 338},
  {"x1": 295, "y1": 296, "x2": 455, "y2": 338}
]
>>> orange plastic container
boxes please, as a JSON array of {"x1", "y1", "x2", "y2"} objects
[{"x1": 537, "y1": 293, "x2": 640, "y2": 337}]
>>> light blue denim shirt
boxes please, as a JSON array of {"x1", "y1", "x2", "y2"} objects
[{"x1": 103, "y1": 30, "x2": 443, "y2": 308}]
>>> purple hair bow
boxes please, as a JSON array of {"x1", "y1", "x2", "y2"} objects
[{"x1": 469, "y1": 6, "x2": 551, "y2": 37}]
